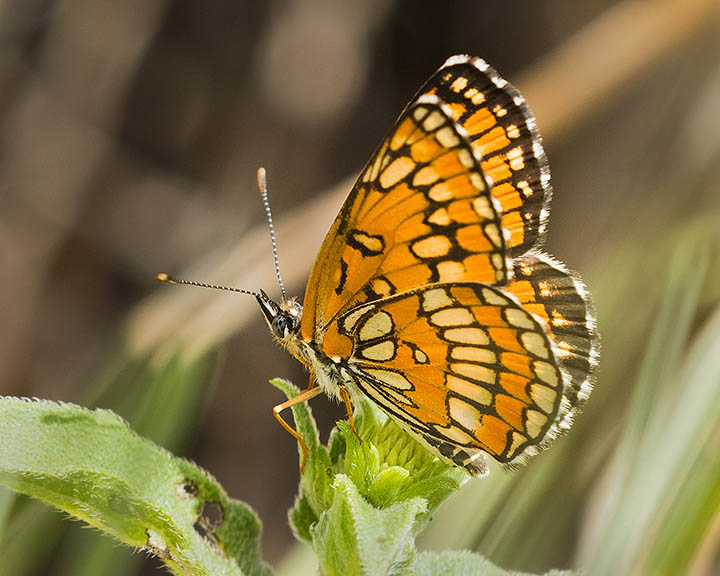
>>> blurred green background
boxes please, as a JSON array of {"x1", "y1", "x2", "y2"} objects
[{"x1": 1, "y1": 1, "x2": 718, "y2": 575}]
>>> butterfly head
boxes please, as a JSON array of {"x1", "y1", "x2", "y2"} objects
[{"x1": 256, "y1": 289, "x2": 302, "y2": 341}]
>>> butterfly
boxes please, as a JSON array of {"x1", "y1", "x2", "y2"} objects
[{"x1": 159, "y1": 55, "x2": 598, "y2": 476}]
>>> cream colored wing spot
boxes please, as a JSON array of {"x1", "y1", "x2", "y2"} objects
[
  {"x1": 412, "y1": 106, "x2": 429, "y2": 122},
  {"x1": 520, "y1": 332, "x2": 549, "y2": 359},
  {"x1": 413, "y1": 348, "x2": 429, "y2": 363},
  {"x1": 506, "y1": 124, "x2": 520, "y2": 139},
  {"x1": 470, "y1": 172, "x2": 486, "y2": 191},
  {"x1": 359, "y1": 340, "x2": 396, "y2": 362},
  {"x1": 364, "y1": 368, "x2": 413, "y2": 390},
  {"x1": 525, "y1": 410, "x2": 548, "y2": 438},
  {"x1": 428, "y1": 181, "x2": 453, "y2": 202},
  {"x1": 457, "y1": 148, "x2": 474, "y2": 169},
  {"x1": 508, "y1": 431, "x2": 527, "y2": 455},
  {"x1": 470, "y1": 90, "x2": 485, "y2": 105},
  {"x1": 530, "y1": 383, "x2": 557, "y2": 413},
  {"x1": 413, "y1": 166, "x2": 439, "y2": 186},
  {"x1": 362, "y1": 141, "x2": 388, "y2": 182},
  {"x1": 434, "y1": 424, "x2": 474, "y2": 444},
  {"x1": 341, "y1": 304, "x2": 373, "y2": 333},
  {"x1": 358, "y1": 310, "x2": 393, "y2": 341},
  {"x1": 430, "y1": 307, "x2": 475, "y2": 327},
  {"x1": 481, "y1": 287, "x2": 508, "y2": 306},
  {"x1": 551, "y1": 310, "x2": 570, "y2": 327},
  {"x1": 492, "y1": 105, "x2": 508, "y2": 118},
  {"x1": 422, "y1": 287, "x2": 453, "y2": 312},
  {"x1": 380, "y1": 157, "x2": 415, "y2": 189},
  {"x1": 472, "y1": 196, "x2": 496, "y2": 219},
  {"x1": 427, "y1": 207, "x2": 450, "y2": 226},
  {"x1": 518, "y1": 180, "x2": 532, "y2": 197},
  {"x1": 436, "y1": 126, "x2": 460, "y2": 148},
  {"x1": 533, "y1": 360, "x2": 559, "y2": 387},
  {"x1": 444, "y1": 327, "x2": 489, "y2": 345},
  {"x1": 491, "y1": 253, "x2": 504, "y2": 270},
  {"x1": 437, "y1": 261, "x2": 466, "y2": 281},
  {"x1": 371, "y1": 277, "x2": 393, "y2": 297},
  {"x1": 447, "y1": 375, "x2": 492, "y2": 405},
  {"x1": 423, "y1": 110, "x2": 445, "y2": 132},
  {"x1": 483, "y1": 223, "x2": 502, "y2": 248},
  {"x1": 448, "y1": 397, "x2": 482, "y2": 431},
  {"x1": 450, "y1": 346, "x2": 496, "y2": 364},
  {"x1": 412, "y1": 235, "x2": 452, "y2": 258},
  {"x1": 505, "y1": 308, "x2": 535, "y2": 329},
  {"x1": 450, "y1": 76, "x2": 468, "y2": 93},
  {"x1": 452, "y1": 363, "x2": 496, "y2": 385},
  {"x1": 507, "y1": 146, "x2": 525, "y2": 170}
]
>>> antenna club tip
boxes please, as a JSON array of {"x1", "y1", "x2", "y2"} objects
[{"x1": 156, "y1": 272, "x2": 171, "y2": 283}]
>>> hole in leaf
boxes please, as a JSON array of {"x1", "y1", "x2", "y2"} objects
[{"x1": 193, "y1": 501, "x2": 224, "y2": 540}]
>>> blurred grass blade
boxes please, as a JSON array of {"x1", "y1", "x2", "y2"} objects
[
  {"x1": 0, "y1": 397, "x2": 272, "y2": 576},
  {"x1": 414, "y1": 551, "x2": 577, "y2": 576},
  {"x1": 579, "y1": 238, "x2": 719, "y2": 574}
]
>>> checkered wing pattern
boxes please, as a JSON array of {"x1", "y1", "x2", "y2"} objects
[
  {"x1": 325, "y1": 283, "x2": 566, "y2": 473},
  {"x1": 292, "y1": 55, "x2": 597, "y2": 476},
  {"x1": 418, "y1": 55, "x2": 551, "y2": 256},
  {"x1": 301, "y1": 97, "x2": 512, "y2": 342}
]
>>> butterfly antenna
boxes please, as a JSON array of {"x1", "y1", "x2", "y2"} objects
[
  {"x1": 257, "y1": 167, "x2": 287, "y2": 302},
  {"x1": 156, "y1": 273, "x2": 263, "y2": 299}
]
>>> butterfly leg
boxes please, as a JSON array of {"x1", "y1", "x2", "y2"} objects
[
  {"x1": 338, "y1": 384, "x2": 362, "y2": 442},
  {"x1": 273, "y1": 384, "x2": 324, "y2": 472},
  {"x1": 304, "y1": 372, "x2": 317, "y2": 391}
]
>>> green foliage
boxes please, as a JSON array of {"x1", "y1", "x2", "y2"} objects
[
  {"x1": 272, "y1": 379, "x2": 576, "y2": 576},
  {"x1": 413, "y1": 551, "x2": 574, "y2": 576},
  {"x1": 0, "y1": 397, "x2": 271, "y2": 576},
  {"x1": 0, "y1": 378, "x2": 578, "y2": 576},
  {"x1": 0, "y1": 351, "x2": 220, "y2": 576}
]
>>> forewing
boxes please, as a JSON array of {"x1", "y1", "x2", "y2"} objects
[
  {"x1": 418, "y1": 55, "x2": 551, "y2": 256},
  {"x1": 325, "y1": 282, "x2": 566, "y2": 473},
  {"x1": 301, "y1": 96, "x2": 511, "y2": 341}
]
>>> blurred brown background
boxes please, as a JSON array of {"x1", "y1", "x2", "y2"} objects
[{"x1": 2, "y1": 0, "x2": 719, "y2": 574}]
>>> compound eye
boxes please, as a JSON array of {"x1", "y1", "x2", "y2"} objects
[{"x1": 271, "y1": 315, "x2": 288, "y2": 338}]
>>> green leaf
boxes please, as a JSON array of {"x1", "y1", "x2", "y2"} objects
[
  {"x1": 0, "y1": 397, "x2": 272, "y2": 576},
  {"x1": 313, "y1": 474, "x2": 426, "y2": 576},
  {"x1": 288, "y1": 493, "x2": 318, "y2": 544},
  {"x1": 270, "y1": 378, "x2": 335, "y2": 541},
  {"x1": 270, "y1": 379, "x2": 334, "y2": 514},
  {"x1": 413, "y1": 550, "x2": 577, "y2": 576},
  {"x1": 1, "y1": 350, "x2": 220, "y2": 576}
]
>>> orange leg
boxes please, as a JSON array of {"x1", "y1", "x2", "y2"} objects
[
  {"x1": 304, "y1": 372, "x2": 317, "y2": 391},
  {"x1": 339, "y1": 385, "x2": 361, "y2": 442},
  {"x1": 273, "y1": 383, "x2": 324, "y2": 473}
]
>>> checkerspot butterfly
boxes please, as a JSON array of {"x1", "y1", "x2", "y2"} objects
[{"x1": 159, "y1": 55, "x2": 599, "y2": 476}]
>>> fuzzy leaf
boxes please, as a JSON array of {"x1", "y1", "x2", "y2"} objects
[
  {"x1": 270, "y1": 378, "x2": 335, "y2": 543},
  {"x1": 314, "y1": 474, "x2": 426, "y2": 576},
  {"x1": 0, "y1": 397, "x2": 272, "y2": 576},
  {"x1": 413, "y1": 550, "x2": 578, "y2": 575}
]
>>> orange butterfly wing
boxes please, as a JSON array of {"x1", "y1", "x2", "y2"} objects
[
  {"x1": 301, "y1": 96, "x2": 511, "y2": 342},
  {"x1": 295, "y1": 55, "x2": 597, "y2": 475},
  {"x1": 418, "y1": 55, "x2": 551, "y2": 256},
  {"x1": 504, "y1": 251, "x2": 599, "y2": 409},
  {"x1": 326, "y1": 282, "x2": 565, "y2": 472}
]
